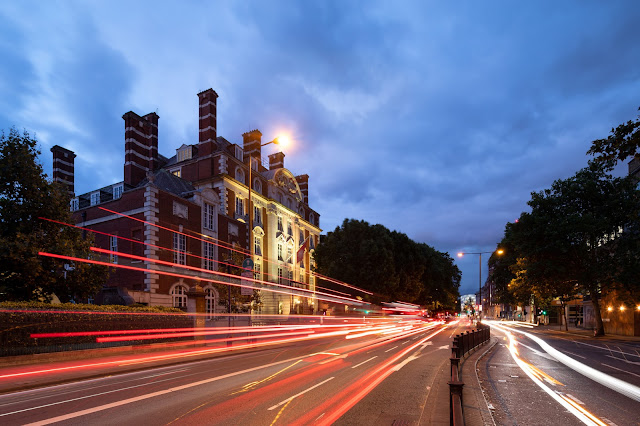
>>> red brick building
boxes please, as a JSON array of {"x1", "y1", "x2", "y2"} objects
[{"x1": 52, "y1": 89, "x2": 321, "y2": 314}]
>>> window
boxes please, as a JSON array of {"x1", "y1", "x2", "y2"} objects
[
  {"x1": 251, "y1": 157, "x2": 259, "y2": 171},
  {"x1": 278, "y1": 267, "x2": 283, "y2": 285},
  {"x1": 203, "y1": 241, "x2": 215, "y2": 270},
  {"x1": 70, "y1": 198, "x2": 79, "y2": 211},
  {"x1": 277, "y1": 243, "x2": 283, "y2": 261},
  {"x1": 235, "y1": 146, "x2": 243, "y2": 161},
  {"x1": 299, "y1": 230, "x2": 304, "y2": 244},
  {"x1": 205, "y1": 287, "x2": 215, "y2": 318},
  {"x1": 277, "y1": 216, "x2": 283, "y2": 232},
  {"x1": 177, "y1": 146, "x2": 192, "y2": 162},
  {"x1": 173, "y1": 233, "x2": 186, "y2": 265},
  {"x1": 90, "y1": 191, "x2": 100, "y2": 206},
  {"x1": 110, "y1": 236, "x2": 118, "y2": 264},
  {"x1": 288, "y1": 269, "x2": 293, "y2": 285},
  {"x1": 254, "y1": 236, "x2": 262, "y2": 256},
  {"x1": 235, "y1": 196, "x2": 244, "y2": 216},
  {"x1": 287, "y1": 221, "x2": 292, "y2": 236},
  {"x1": 235, "y1": 167, "x2": 245, "y2": 184},
  {"x1": 254, "y1": 262, "x2": 261, "y2": 280},
  {"x1": 254, "y1": 206, "x2": 261, "y2": 224},
  {"x1": 171, "y1": 169, "x2": 181, "y2": 178},
  {"x1": 112, "y1": 184, "x2": 123, "y2": 200},
  {"x1": 287, "y1": 246, "x2": 293, "y2": 264},
  {"x1": 309, "y1": 213, "x2": 315, "y2": 225},
  {"x1": 254, "y1": 178, "x2": 261, "y2": 193},
  {"x1": 171, "y1": 285, "x2": 187, "y2": 308},
  {"x1": 203, "y1": 203, "x2": 215, "y2": 230}
]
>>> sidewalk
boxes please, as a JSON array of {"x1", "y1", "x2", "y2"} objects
[{"x1": 492, "y1": 319, "x2": 640, "y2": 342}]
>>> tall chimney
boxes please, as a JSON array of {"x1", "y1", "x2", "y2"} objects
[
  {"x1": 268, "y1": 152, "x2": 285, "y2": 170},
  {"x1": 242, "y1": 129, "x2": 262, "y2": 164},
  {"x1": 50, "y1": 145, "x2": 76, "y2": 196},
  {"x1": 198, "y1": 88, "x2": 219, "y2": 156},
  {"x1": 123, "y1": 111, "x2": 159, "y2": 187},
  {"x1": 295, "y1": 174, "x2": 309, "y2": 204}
]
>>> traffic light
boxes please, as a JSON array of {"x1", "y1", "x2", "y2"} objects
[{"x1": 542, "y1": 310, "x2": 547, "y2": 315}]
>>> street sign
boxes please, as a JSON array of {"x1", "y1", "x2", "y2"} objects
[{"x1": 241, "y1": 270, "x2": 254, "y2": 295}]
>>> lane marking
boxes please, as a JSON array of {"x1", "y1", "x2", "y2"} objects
[
  {"x1": 561, "y1": 350, "x2": 586, "y2": 360},
  {"x1": 600, "y1": 363, "x2": 640, "y2": 379},
  {"x1": 384, "y1": 346, "x2": 399, "y2": 353},
  {"x1": 604, "y1": 355, "x2": 640, "y2": 366},
  {"x1": 267, "y1": 377, "x2": 335, "y2": 411},
  {"x1": 351, "y1": 356, "x2": 378, "y2": 369},
  {"x1": 20, "y1": 354, "x2": 323, "y2": 425}
]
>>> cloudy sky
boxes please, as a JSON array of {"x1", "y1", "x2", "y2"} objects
[{"x1": 1, "y1": 1, "x2": 639, "y2": 296}]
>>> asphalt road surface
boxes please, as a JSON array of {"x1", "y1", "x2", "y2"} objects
[
  {"x1": 0, "y1": 320, "x2": 473, "y2": 425},
  {"x1": 481, "y1": 321, "x2": 640, "y2": 426}
]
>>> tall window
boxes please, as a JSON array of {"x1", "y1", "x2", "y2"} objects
[
  {"x1": 110, "y1": 236, "x2": 118, "y2": 264},
  {"x1": 277, "y1": 243, "x2": 283, "y2": 261},
  {"x1": 203, "y1": 202, "x2": 215, "y2": 230},
  {"x1": 235, "y1": 146, "x2": 243, "y2": 161},
  {"x1": 287, "y1": 221, "x2": 292, "y2": 236},
  {"x1": 277, "y1": 216, "x2": 283, "y2": 232},
  {"x1": 112, "y1": 184, "x2": 123, "y2": 200},
  {"x1": 70, "y1": 198, "x2": 79, "y2": 211},
  {"x1": 90, "y1": 191, "x2": 100, "y2": 206},
  {"x1": 287, "y1": 246, "x2": 293, "y2": 264},
  {"x1": 254, "y1": 235, "x2": 262, "y2": 256},
  {"x1": 205, "y1": 287, "x2": 215, "y2": 318},
  {"x1": 235, "y1": 196, "x2": 244, "y2": 216},
  {"x1": 288, "y1": 269, "x2": 293, "y2": 286},
  {"x1": 254, "y1": 206, "x2": 261, "y2": 224},
  {"x1": 173, "y1": 233, "x2": 186, "y2": 265},
  {"x1": 278, "y1": 267, "x2": 283, "y2": 285},
  {"x1": 172, "y1": 285, "x2": 187, "y2": 308},
  {"x1": 203, "y1": 241, "x2": 215, "y2": 270},
  {"x1": 235, "y1": 167, "x2": 245, "y2": 184},
  {"x1": 254, "y1": 178, "x2": 262, "y2": 192}
]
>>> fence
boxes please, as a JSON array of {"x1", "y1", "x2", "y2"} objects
[{"x1": 449, "y1": 324, "x2": 491, "y2": 425}]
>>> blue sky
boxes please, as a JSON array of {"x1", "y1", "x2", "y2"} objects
[{"x1": 1, "y1": 1, "x2": 639, "y2": 296}]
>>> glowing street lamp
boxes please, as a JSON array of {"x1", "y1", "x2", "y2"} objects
[{"x1": 457, "y1": 249, "x2": 504, "y2": 321}]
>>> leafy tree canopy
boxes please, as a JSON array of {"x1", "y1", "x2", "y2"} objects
[
  {"x1": 587, "y1": 106, "x2": 640, "y2": 170},
  {"x1": 313, "y1": 219, "x2": 461, "y2": 309},
  {"x1": 0, "y1": 128, "x2": 108, "y2": 302},
  {"x1": 495, "y1": 164, "x2": 640, "y2": 335}
]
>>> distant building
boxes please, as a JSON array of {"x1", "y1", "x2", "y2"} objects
[{"x1": 51, "y1": 89, "x2": 321, "y2": 315}]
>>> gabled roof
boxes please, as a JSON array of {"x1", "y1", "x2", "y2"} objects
[{"x1": 138, "y1": 169, "x2": 195, "y2": 196}]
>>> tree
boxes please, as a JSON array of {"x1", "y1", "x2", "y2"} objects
[
  {"x1": 505, "y1": 164, "x2": 640, "y2": 335},
  {"x1": 313, "y1": 218, "x2": 461, "y2": 309},
  {"x1": 587, "y1": 107, "x2": 640, "y2": 170},
  {"x1": 0, "y1": 128, "x2": 108, "y2": 302}
]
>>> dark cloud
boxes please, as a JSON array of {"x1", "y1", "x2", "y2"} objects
[{"x1": 1, "y1": 0, "x2": 639, "y2": 296}]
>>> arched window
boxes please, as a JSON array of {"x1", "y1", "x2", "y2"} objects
[
  {"x1": 204, "y1": 286, "x2": 216, "y2": 319},
  {"x1": 254, "y1": 178, "x2": 262, "y2": 193},
  {"x1": 235, "y1": 167, "x2": 245, "y2": 184},
  {"x1": 171, "y1": 284, "x2": 188, "y2": 308}
]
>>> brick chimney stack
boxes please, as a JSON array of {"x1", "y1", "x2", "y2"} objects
[
  {"x1": 123, "y1": 111, "x2": 160, "y2": 187},
  {"x1": 268, "y1": 152, "x2": 285, "y2": 170},
  {"x1": 50, "y1": 145, "x2": 76, "y2": 196},
  {"x1": 198, "y1": 88, "x2": 219, "y2": 156},
  {"x1": 295, "y1": 174, "x2": 309, "y2": 204},
  {"x1": 242, "y1": 129, "x2": 263, "y2": 164}
]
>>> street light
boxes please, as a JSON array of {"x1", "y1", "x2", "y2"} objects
[{"x1": 457, "y1": 249, "x2": 504, "y2": 321}]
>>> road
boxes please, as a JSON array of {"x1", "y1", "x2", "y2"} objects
[
  {"x1": 0, "y1": 319, "x2": 472, "y2": 425},
  {"x1": 481, "y1": 321, "x2": 640, "y2": 426}
]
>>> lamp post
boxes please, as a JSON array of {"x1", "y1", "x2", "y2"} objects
[{"x1": 457, "y1": 249, "x2": 503, "y2": 322}]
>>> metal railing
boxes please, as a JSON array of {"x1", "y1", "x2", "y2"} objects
[{"x1": 449, "y1": 325, "x2": 491, "y2": 425}]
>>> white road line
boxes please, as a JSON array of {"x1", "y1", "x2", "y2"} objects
[
  {"x1": 267, "y1": 377, "x2": 335, "y2": 411},
  {"x1": 20, "y1": 355, "x2": 316, "y2": 425},
  {"x1": 566, "y1": 394, "x2": 585, "y2": 405},
  {"x1": 384, "y1": 346, "x2": 399, "y2": 353},
  {"x1": 351, "y1": 356, "x2": 378, "y2": 369},
  {"x1": 561, "y1": 350, "x2": 586, "y2": 359},
  {"x1": 2, "y1": 375, "x2": 178, "y2": 418},
  {"x1": 601, "y1": 363, "x2": 640, "y2": 379},
  {"x1": 605, "y1": 355, "x2": 640, "y2": 366}
]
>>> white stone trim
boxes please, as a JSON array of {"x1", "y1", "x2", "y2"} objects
[
  {"x1": 125, "y1": 149, "x2": 154, "y2": 162},
  {"x1": 199, "y1": 113, "x2": 216, "y2": 120},
  {"x1": 52, "y1": 168, "x2": 74, "y2": 176},
  {"x1": 199, "y1": 125, "x2": 217, "y2": 133},
  {"x1": 125, "y1": 126, "x2": 152, "y2": 139},
  {"x1": 199, "y1": 100, "x2": 216, "y2": 108},
  {"x1": 53, "y1": 158, "x2": 74, "y2": 168},
  {"x1": 76, "y1": 207, "x2": 146, "y2": 227}
]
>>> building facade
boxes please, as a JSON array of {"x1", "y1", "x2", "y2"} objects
[{"x1": 51, "y1": 88, "x2": 321, "y2": 315}]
